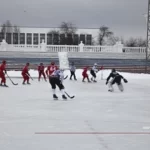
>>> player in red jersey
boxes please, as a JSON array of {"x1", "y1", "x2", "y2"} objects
[
  {"x1": 0, "y1": 60, "x2": 8, "y2": 87},
  {"x1": 38, "y1": 63, "x2": 46, "y2": 81},
  {"x1": 46, "y1": 62, "x2": 58, "y2": 77},
  {"x1": 82, "y1": 66, "x2": 91, "y2": 82},
  {"x1": 22, "y1": 63, "x2": 30, "y2": 84}
]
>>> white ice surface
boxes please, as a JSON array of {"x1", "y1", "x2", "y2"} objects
[{"x1": 0, "y1": 70, "x2": 150, "y2": 150}]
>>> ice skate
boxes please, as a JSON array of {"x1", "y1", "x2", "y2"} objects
[
  {"x1": 62, "y1": 94, "x2": 67, "y2": 100},
  {"x1": 53, "y1": 94, "x2": 58, "y2": 100},
  {"x1": 108, "y1": 89, "x2": 113, "y2": 92}
]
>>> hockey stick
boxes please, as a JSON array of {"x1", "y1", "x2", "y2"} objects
[
  {"x1": 27, "y1": 74, "x2": 33, "y2": 80},
  {"x1": 64, "y1": 75, "x2": 68, "y2": 80},
  {"x1": 65, "y1": 92, "x2": 75, "y2": 99},
  {"x1": 6, "y1": 74, "x2": 18, "y2": 85}
]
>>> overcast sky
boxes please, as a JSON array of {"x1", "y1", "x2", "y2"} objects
[{"x1": 0, "y1": 0, "x2": 148, "y2": 39}]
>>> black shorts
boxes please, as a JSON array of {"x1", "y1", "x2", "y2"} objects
[
  {"x1": 90, "y1": 70, "x2": 96, "y2": 78},
  {"x1": 49, "y1": 76, "x2": 64, "y2": 90}
]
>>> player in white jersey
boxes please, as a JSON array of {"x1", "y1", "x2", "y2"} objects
[
  {"x1": 49, "y1": 69, "x2": 67, "y2": 100},
  {"x1": 90, "y1": 63, "x2": 98, "y2": 82}
]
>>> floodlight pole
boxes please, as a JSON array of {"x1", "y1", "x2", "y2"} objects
[{"x1": 145, "y1": 0, "x2": 150, "y2": 73}]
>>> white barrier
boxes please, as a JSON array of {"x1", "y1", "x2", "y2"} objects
[{"x1": 0, "y1": 39, "x2": 146, "y2": 54}]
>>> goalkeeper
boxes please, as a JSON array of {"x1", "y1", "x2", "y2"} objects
[{"x1": 106, "y1": 68, "x2": 128, "y2": 92}]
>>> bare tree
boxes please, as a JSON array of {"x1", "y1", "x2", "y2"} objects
[
  {"x1": 98, "y1": 26, "x2": 113, "y2": 45},
  {"x1": 125, "y1": 37, "x2": 146, "y2": 47},
  {"x1": 106, "y1": 35, "x2": 124, "y2": 45},
  {"x1": 91, "y1": 37, "x2": 96, "y2": 45},
  {"x1": 60, "y1": 22, "x2": 77, "y2": 35},
  {"x1": 125, "y1": 38, "x2": 137, "y2": 47},
  {"x1": 136, "y1": 38, "x2": 146, "y2": 47},
  {"x1": 1, "y1": 20, "x2": 20, "y2": 41},
  {"x1": 1, "y1": 20, "x2": 13, "y2": 33},
  {"x1": 13, "y1": 25, "x2": 20, "y2": 33},
  {"x1": 60, "y1": 22, "x2": 77, "y2": 45}
]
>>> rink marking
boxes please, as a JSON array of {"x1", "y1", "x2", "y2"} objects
[{"x1": 35, "y1": 132, "x2": 150, "y2": 135}]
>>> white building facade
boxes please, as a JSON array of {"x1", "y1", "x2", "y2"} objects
[{"x1": 0, "y1": 27, "x2": 99, "y2": 46}]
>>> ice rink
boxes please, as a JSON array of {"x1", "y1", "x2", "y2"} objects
[{"x1": 0, "y1": 70, "x2": 150, "y2": 150}]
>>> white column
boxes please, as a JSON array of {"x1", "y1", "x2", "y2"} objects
[
  {"x1": 45, "y1": 33, "x2": 47, "y2": 45},
  {"x1": 11, "y1": 33, "x2": 13, "y2": 45},
  {"x1": 38, "y1": 33, "x2": 40, "y2": 45},
  {"x1": 25, "y1": 33, "x2": 27, "y2": 47},
  {"x1": 32, "y1": 33, "x2": 34, "y2": 47},
  {"x1": 18, "y1": 33, "x2": 20, "y2": 44}
]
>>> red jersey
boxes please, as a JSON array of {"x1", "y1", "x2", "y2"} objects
[
  {"x1": 0, "y1": 64, "x2": 6, "y2": 73},
  {"x1": 46, "y1": 65, "x2": 57, "y2": 76},
  {"x1": 82, "y1": 67, "x2": 88, "y2": 75},
  {"x1": 22, "y1": 65, "x2": 29, "y2": 75},
  {"x1": 38, "y1": 65, "x2": 44, "y2": 72}
]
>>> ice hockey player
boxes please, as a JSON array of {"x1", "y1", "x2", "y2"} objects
[
  {"x1": 106, "y1": 68, "x2": 128, "y2": 92},
  {"x1": 46, "y1": 62, "x2": 58, "y2": 77},
  {"x1": 0, "y1": 60, "x2": 8, "y2": 87},
  {"x1": 69, "y1": 62, "x2": 77, "y2": 80},
  {"x1": 22, "y1": 62, "x2": 31, "y2": 85},
  {"x1": 38, "y1": 63, "x2": 46, "y2": 81},
  {"x1": 90, "y1": 63, "x2": 99, "y2": 82},
  {"x1": 49, "y1": 68, "x2": 67, "y2": 100},
  {"x1": 82, "y1": 66, "x2": 91, "y2": 82}
]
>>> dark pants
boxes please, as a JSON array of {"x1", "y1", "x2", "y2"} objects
[
  {"x1": 38, "y1": 71, "x2": 46, "y2": 81},
  {"x1": 90, "y1": 70, "x2": 96, "y2": 78},
  {"x1": 70, "y1": 71, "x2": 77, "y2": 80},
  {"x1": 49, "y1": 76, "x2": 64, "y2": 90},
  {"x1": 111, "y1": 76, "x2": 122, "y2": 85}
]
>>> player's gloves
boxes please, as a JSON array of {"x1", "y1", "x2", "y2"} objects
[{"x1": 123, "y1": 78, "x2": 128, "y2": 83}]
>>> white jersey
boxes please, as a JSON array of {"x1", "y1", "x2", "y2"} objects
[
  {"x1": 91, "y1": 66, "x2": 98, "y2": 73},
  {"x1": 51, "y1": 70, "x2": 64, "y2": 82},
  {"x1": 70, "y1": 65, "x2": 76, "y2": 72}
]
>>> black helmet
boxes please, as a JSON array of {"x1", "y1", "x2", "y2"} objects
[{"x1": 112, "y1": 68, "x2": 116, "y2": 72}]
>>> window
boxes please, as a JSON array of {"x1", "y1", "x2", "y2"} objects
[
  {"x1": 6, "y1": 33, "x2": 12, "y2": 44},
  {"x1": 27, "y1": 33, "x2": 32, "y2": 45},
  {"x1": 13, "y1": 33, "x2": 18, "y2": 44},
  {"x1": 86, "y1": 34, "x2": 92, "y2": 45},
  {"x1": 33, "y1": 33, "x2": 38, "y2": 45},
  {"x1": 67, "y1": 34, "x2": 73, "y2": 45},
  {"x1": 80, "y1": 34, "x2": 85, "y2": 44},
  {"x1": 20, "y1": 33, "x2": 25, "y2": 44},
  {"x1": 60, "y1": 34, "x2": 66, "y2": 45},
  {"x1": 47, "y1": 34, "x2": 52, "y2": 45},
  {"x1": 40, "y1": 34, "x2": 45, "y2": 43},
  {"x1": 53, "y1": 34, "x2": 59, "y2": 45},
  {"x1": 73, "y1": 34, "x2": 79, "y2": 45}
]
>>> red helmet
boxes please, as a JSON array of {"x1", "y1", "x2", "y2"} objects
[
  {"x1": 2, "y1": 60, "x2": 6, "y2": 64},
  {"x1": 26, "y1": 62, "x2": 30, "y2": 66},
  {"x1": 51, "y1": 62, "x2": 55, "y2": 65}
]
